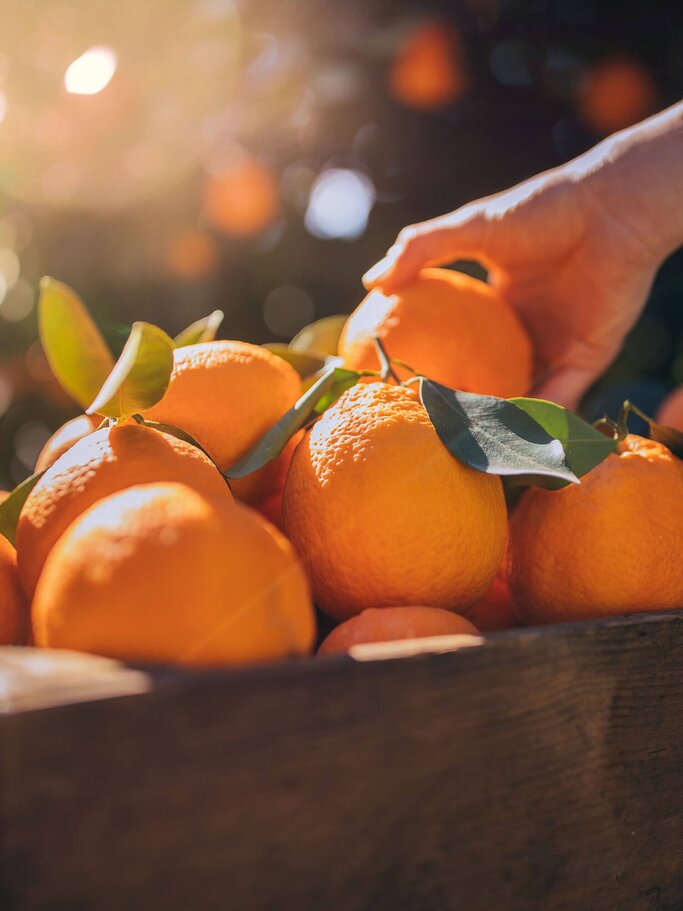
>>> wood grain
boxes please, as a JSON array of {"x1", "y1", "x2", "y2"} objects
[{"x1": 1, "y1": 611, "x2": 683, "y2": 910}]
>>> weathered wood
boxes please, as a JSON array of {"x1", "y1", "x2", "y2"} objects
[{"x1": 1, "y1": 611, "x2": 683, "y2": 910}]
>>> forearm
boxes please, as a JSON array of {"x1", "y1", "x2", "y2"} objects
[{"x1": 570, "y1": 101, "x2": 683, "y2": 264}]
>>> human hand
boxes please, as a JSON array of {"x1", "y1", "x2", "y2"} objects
[{"x1": 362, "y1": 160, "x2": 663, "y2": 409}]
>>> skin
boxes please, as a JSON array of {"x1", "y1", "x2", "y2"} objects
[{"x1": 363, "y1": 102, "x2": 683, "y2": 409}]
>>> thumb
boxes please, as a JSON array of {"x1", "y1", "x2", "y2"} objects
[{"x1": 362, "y1": 206, "x2": 488, "y2": 292}]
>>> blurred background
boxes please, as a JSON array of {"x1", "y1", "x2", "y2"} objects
[{"x1": 0, "y1": 0, "x2": 682, "y2": 488}]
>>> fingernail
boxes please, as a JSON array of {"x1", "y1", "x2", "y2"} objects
[{"x1": 362, "y1": 254, "x2": 395, "y2": 288}]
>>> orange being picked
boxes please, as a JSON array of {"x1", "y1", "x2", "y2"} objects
[
  {"x1": 33, "y1": 483, "x2": 315, "y2": 666},
  {"x1": 0, "y1": 534, "x2": 29, "y2": 645},
  {"x1": 339, "y1": 267, "x2": 532, "y2": 398},
  {"x1": 657, "y1": 387, "x2": 683, "y2": 431},
  {"x1": 17, "y1": 422, "x2": 230, "y2": 597},
  {"x1": 143, "y1": 340, "x2": 300, "y2": 502},
  {"x1": 318, "y1": 606, "x2": 479, "y2": 655},
  {"x1": 282, "y1": 381, "x2": 507, "y2": 620},
  {"x1": 35, "y1": 413, "x2": 100, "y2": 473},
  {"x1": 509, "y1": 434, "x2": 683, "y2": 625}
]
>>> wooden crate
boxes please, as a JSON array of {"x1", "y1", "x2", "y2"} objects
[{"x1": 1, "y1": 610, "x2": 683, "y2": 910}]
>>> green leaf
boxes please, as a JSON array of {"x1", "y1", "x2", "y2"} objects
[
  {"x1": 87, "y1": 322, "x2": 174, "y2": 421},
  {"x1": 510, "y1": 397, "x2": 617, "y2": 478},
  {"x1": 225, "y1": 366, "x2": 362, "y2": 480},
  {"x1": 420, "y1": 380, "x2": 579, "y2": 489},
  {"x1": 312, "y1": 368, "x2": 363, "y2": 415},
  {"x1": 649, "y1": 421, "x2": 683, "y2": 458},
  {"x1": 38, "y1": 277, "x2": 115, "y2": 409},
  {"x1": 264, "y1": 343, "x2": 332, "y2": 379},
  {"x1": 173, "y1": 310, "x2": 224, "y2": 348},
  {"x1": 289, "y1": 315, "x2": 348, "y2": 357},
  {"x1": 0, "y1": 471, "x2": 45, "y2": 547}
]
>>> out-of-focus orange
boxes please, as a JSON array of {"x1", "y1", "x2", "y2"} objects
[
  {"x1": 577, "y1": 57, "x2": 657, "y2": 135},
  {"x1": 167, "y1": 230, "x2": 219, "y2": 280},
  {"x1": 17, "y1": 422, "x2": 231, "y2": 597},
  {"x1": 318, "y1": 606, "x2": 479, "y2": 655},
  {"x1": 204, "y1": 157, "x2": 280, "y2": 236},
  {"x1": 657, "y1": 387, "x2": 683, "y2": 431},
  {"x1": 340, "y1": 268, "x2": 533, "y2": 398},
  {"x1": 509, "y1": 435, "x2": 683, "y2": 625},
  {"x1": 35, "y1": 414, "x2": 100, "y2": 473},
  {"x1": 143, "y1": 341, "x2": 300, "y2": 500},
  {"x1": 33, "y1": 483, "x2": 315, "y2": 666},
  {"x1": 389, "y1": 21, "x2": 467, "y2": 110},
  {"x1": 0, "y1": 534, "x2": 29, "y2": 645}
]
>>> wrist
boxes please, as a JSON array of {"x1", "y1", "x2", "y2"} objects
[{"x1": 568, "y1": 103, "x2": 683, "y2": 267}]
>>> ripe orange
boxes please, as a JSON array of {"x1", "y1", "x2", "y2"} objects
[
  {"x1": 509, "y1": 434, "x2": 683, "y2": 625},
  {"x1": 318, "y1": 606, "x2": 478, "y2": 655},
  {"x1": 143, "y1": 340, "x2": 301, "y2": 501},
  {"x1": 35, "y1": 413, "x2": 99, "y2": 473},
  {"x1": 33, "y1": 483, "x2": 315, "y2": 666},
  {"x1": 657, "y1": 387, "x2": 683, "y2": 431},
  {"x1": 0, "y1": 534, "x2": 29, "y2": 645},
  {"x1": 17, "y1": 422, "x2": 230, "y2": 597},
  {"x1": 339, "y1": 268, "x2": 532, "y2": 397},
  {"x1": 282, "y1": 382, "x2": 507, "y2": 620}
]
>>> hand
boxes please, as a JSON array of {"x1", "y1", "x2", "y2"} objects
[{"x1": 362, "y1": 164, "x2": 661, "y2": 410}]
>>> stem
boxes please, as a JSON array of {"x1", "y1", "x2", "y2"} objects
[
  {"x1": 131, "y1": 413, "x2": 146, "y2": 425},
  {"x1": 391, "y1": 357, "x2": 419, "y2": 377},
  {"x1": 593, "y1": 416, "x2": 619, "y2": 438},
  {"x1": 372, "y1": 336, "x2": 401, "y2": 385}
]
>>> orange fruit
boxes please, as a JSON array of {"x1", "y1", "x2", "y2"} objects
[
  {"x1": 578, "y1": 57, "x2": 656, "y2": 136},
  {"x1": 340, "y1": 268, "x2": 532, "y2": 397},
  {"x1": 509, "y1": 434, "x2": 683, "y2": 625},
  {"x1": 33, "y1": 483, "x2": 315, "y2": 666},
  {"x1": 35, "y1": 413, "x2": 100, "y2": 473},
  {"x1": 657, "y1": 387, "x2": 683, "y2": 431},
  {"x1": 0, "y1": 534, "x2": 29, "y2": 645},
  {"x1": 17, "y1": 422, "x2": 230, "y2": 597},
  {"x1": 318, "y1": 606, "x2": 478, "y2": 655},
  {"x1": 467, "y1": 568, "x2": 518, "y2": 632},
  {"x1": 282, "y1": 381, "x2": 507, "y2": 620},
  {"x1": 389, "y1": 21, "x2": 467, "y2": 111},
  {"x1": 143, "y1": 340, "x2": 301, "y2": 501}
]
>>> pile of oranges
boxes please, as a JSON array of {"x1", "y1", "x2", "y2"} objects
[{"x1": 1, "y1": 268, "x2": 682, "y2": 666}]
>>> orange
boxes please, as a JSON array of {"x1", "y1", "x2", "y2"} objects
[
  {"x1": 339, "y1": 268, "x2": 532, "y2": 397},
  {"x1": 35, "y1": 413, "x2": 100, "y2": 473},
  {"x1": 509, "y1": 434, "x2": 683, "y2": 625},
  {"x1": 143, "y1": 340, "x2": 301, "y2": 501},
  {"x1": 33, "y1": 483, "x2": 315, "y2": 666},
  {"x1": 282, "y1": 381, "x2": 507, "y2": 620},
  {"x1": 657, "y1": 388, "x2": 683, "y2": 431},
  {"x1": 318, "y1": 606, "x2": 478, "y2": 655},
  {"x1": 0, "y1": 534, "x2": 29, "y2": 645},
  {"x1": 467, "y1": 569, "x2": 518, "y2": 632},
  {"x1": 17, "y1": 422, "x2": 230, "y2": 597},
  {"x1": 389, "y1": 21, "x2": 467, "y2": 111}
]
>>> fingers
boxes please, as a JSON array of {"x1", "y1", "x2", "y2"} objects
[
  {"x1": 531, "y1": 366, "x2": 600, "y2": 412},
  {"x1": 362, "y1": 207, "x2": 488, "y2": 292}
]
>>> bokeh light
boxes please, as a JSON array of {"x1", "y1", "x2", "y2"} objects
[
  {"x1": 263, "y1": 285, "x2": 315, "y2": 338},
  {"x1": 167, "y1": 231, "x2": 218, "y2": 280},
  {"x1": 577, "y1": 57, "x2": 657, "y2": 135},
  {"x1": 203, "y1": 157, "x2": 280, "y2": 236},
  {"x1": 64, "y1": 46, "x2": 118, "y2": 95},
  {"x1": 389, "y1": 21, "x2": 467, "y2": 111},
  {"x1": 305, "y1": 169, "x2": 375, "y2": 241}
]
